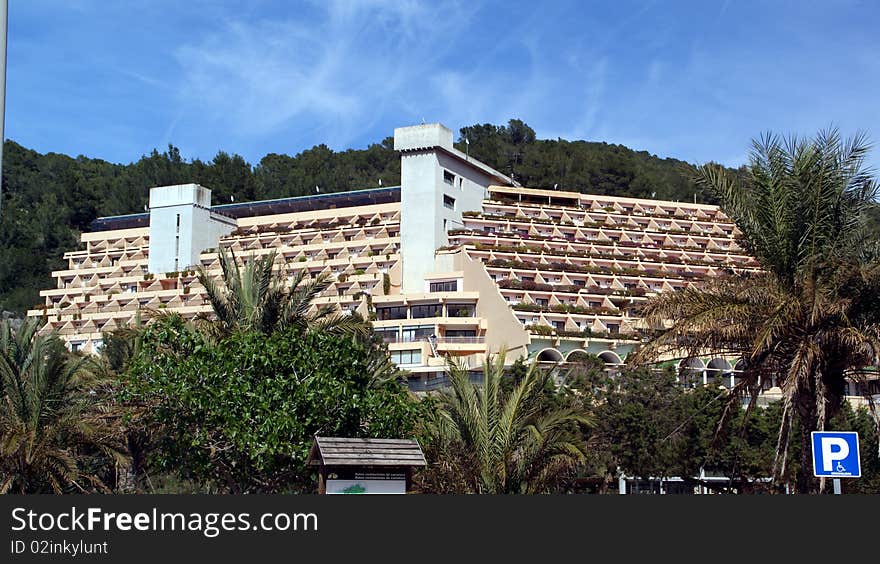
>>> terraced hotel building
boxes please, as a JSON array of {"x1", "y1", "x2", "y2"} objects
[{"x1": 28, "y1": 123, "x2": 878, "y2": 399}]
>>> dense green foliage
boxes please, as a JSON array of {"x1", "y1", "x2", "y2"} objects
[
  {"x1": 415, "y1": 352, "x2": 592, "y2": 494},
  {"x1": 121, "y1": 315, "x2": 422, "y2": 493},
  {"x1": 558, "y1": 359, "x2": 878, "y2": 494},
  {"x1": 458, "y1": 119, "x2": 736, "y2": 201},
  {"x1": 634, "y1": 129, "x2": 880, "y2": 492},
  {"x1": 0, "y1": 318, "x2": 127, "y2": 493},
  {"x1": 196, "y1": 247, "x2": 368, "y2": 338}
]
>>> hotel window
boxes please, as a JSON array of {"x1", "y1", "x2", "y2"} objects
[
  {"x1": 447, "y1": 303, "x2": 475, "y2": 317},
  {"x1": 374, "y1": 328, "x2": 399, "y2": 343},
  {"x1": 412, "y1": 303, "x2": 443, "y2": 318},
  {"x1": 376, "y1": 306, "x2": 407, "y2": 320},
  {"x1": 444, "y1": 195, "x2": 456, "y2": 210},
  {"x1": 429, "y1": 280, "x2": 458, "y2": 292},
  {"x1": 445, "y1": 329, "x2": 476, "y2": 338},
  {"x1": 401, "y1": 325, "x2": 433, "y2": 342},
  {"x1": 607, "y1": 324, "x2": 620, "y2": 334},
  {"x1": 391, "y1": 350, "x2": 422, "y2": 365},
  {"x1": 443, "y1": 170, "x2": 455, "y2": 185}
]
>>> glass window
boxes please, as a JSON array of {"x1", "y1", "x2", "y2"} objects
[
  {"x1": 429, "y1": 280, "x2": 458, "y2": 292},
  {"x1": 443, "y1": 170, "x2": 455, "y2": 185},
  {"x1": 376, "y1": 306, "x2": 407, "y2": 320},
  {"x1": 374, "y1": 328, "x2": 399, "y2": 343},
  {"x1": 391, "y1": 350, "x2": 422, "y2": 365},
  {"x1": 401, "y1": 325, "x2": 434, "y2": 342},
  {"x1": 447, "y1": 303, "x2": 475, "y2": 317},
  {"x1": 411, "y1": 303, "x2": 442, "y2": 318},
  {"x1": 443, "y1": 194, "x2": 456, "y2": 210},
  {"x1": 444, "y1": 330, "x2": 476, "y2": 338}
]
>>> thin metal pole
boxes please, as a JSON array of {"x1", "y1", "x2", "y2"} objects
[
  {"x1": 0, "y1": 0, "x2": 7, "y2": 217},
  {"x1": 833, "y1": 478, "x2": 842, "y2": 495}
]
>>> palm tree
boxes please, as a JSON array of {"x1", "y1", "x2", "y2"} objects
[
  {"x1": 421, "y1": 351, "x2": 592, "y2": 493},
  {"x1": 196, "y1": 246, "x2": 368, "y2": 337},
  {"x1": 0, "y1": 318, "x2": 128, "y2": 493},
  {"x1": 632, "y1": 129, "x2": 880, "y2": 493}
]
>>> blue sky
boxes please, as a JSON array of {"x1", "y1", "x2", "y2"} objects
[{"x1": 6, "y1": 0, "x2": 880, "y2": 170}]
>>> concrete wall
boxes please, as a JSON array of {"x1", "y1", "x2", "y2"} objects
[
  {"x1": 452, "y1": 250, "x2": 530, "y2": 361},
  {"x1": 399, "y1": 150, "x2": 442, "y2": 293},
  {"x1": 396, "y1": 123, "x2": 504, "y2": 293},
  {"x1": 148, "y1": 184, "x2": 237, "y2": 274}
]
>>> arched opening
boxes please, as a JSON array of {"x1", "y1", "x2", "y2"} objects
[
  {"x1": 678, "y1": 358, "x2": 705, "y2": 387},
  {"x1": 707, "y1": 358, "x2": 733, "y2": 386},
  {"x1": 565, "y1": 349, "x2": 591, "y2": 363},
  {"x1": 536, "y1": 348, "x2": 564, "y2": 363},
  {"x1": 597, "y1": 350, "x2": 622, "y2": 366}
]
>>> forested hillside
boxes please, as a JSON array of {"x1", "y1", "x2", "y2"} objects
[{"x1": 0, "y1": 119, "x2": 772, "y2": 314}]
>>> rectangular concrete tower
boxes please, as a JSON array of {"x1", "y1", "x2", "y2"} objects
[
  {"x1": 147, "y1": 183, "x2": 237, "y2": 274},
  {"x1": 395, "y1": 123, "x2": 512, "y2": 293}
]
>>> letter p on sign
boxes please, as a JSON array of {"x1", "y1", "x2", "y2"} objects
[
  {"x1": 811, "y1": 431, "x2": 861, "y2": 478},
  {"x1": 820, "y1": 437, "x2": 848, "y2": 472}
]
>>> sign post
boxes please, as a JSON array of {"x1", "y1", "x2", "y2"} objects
[{"x1": 811, "y1": 431, "x2": 861, "y2": 495}]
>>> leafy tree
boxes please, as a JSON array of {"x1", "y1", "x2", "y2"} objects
[
  {"x1": 0, "y1": 318, "x2": 127, "y2": 493},
  {"x1": 595, "y1": 367, "x2": 684, "y2": 483},
  {"x1": 197, "y1": 247, "x2": 368, "y2": 338},
  {"x1": 633, "y1": 129, "x2": 880, "y2": 492},
  {"x1": 121, "y1": 314, "x2": 421, "y2": 493},
  {"x1": 417, "y1": 351, "x2": 592, "y2": 493},
  {"x1": 456, "y1": 119, "x2": 722, "y2": 202},
  {"x1": 192, "y1": 151, "x2": 257, "y2": 204}
]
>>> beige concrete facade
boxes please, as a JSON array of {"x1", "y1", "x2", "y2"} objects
[{"x1": 25, "y1": 122, "x2": 879, "y2": 402}]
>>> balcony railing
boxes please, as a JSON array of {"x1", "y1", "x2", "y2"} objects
[
  {"x1": 379, "y1": 334, "x2": 433, "y2": 344},
  {"x1": 435, "y1": 336, "x2": 485, "y2": 344}
]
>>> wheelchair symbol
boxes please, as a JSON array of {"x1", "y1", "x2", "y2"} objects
[{"x1": 836, "y1": 462, "x2": 846, "y2": 473}]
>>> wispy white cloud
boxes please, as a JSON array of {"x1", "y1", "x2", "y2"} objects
[{"x1": 172, "y1": 0, "x2": 477, "y2": 150}]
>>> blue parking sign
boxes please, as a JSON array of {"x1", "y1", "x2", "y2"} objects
[{"x1": 811, "y1": 432, "x2": 861, "y2": 478}]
